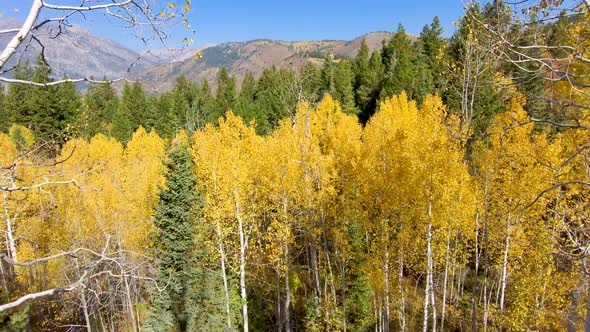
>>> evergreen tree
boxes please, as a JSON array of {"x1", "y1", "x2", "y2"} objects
[
  {"x1": 356, "y1": 48, "x2": 384, "y2": 123},
  {"x1": 112, "y1": 81, "x2": 147, "y2": 143},
  {"x1": 320, "y1": 53, "x2": 336, "y2": 96},
  {"x1": 301, "y1": 62, "x2": 323, "y2": 103},
  {"x1": 170, "y1": 76, "x2": 199, "y2": 133},
  {"x1": 5, "y1": 62, "x2": 34, "y2": 130},
  {"x1": 420, "y1": 17, "x2": 446, "y2": 94},
  {"x1": 333, "y1": 60, "x2": 358, "y2": 114},
  {"x1": 79, "y1": 79, "x2": 119, "y2": 139},
  {"x1": 212, "y1": 67, "x2": 237, "y2": 124},
  {"x1": 255, "y1": 66, "x2": 299, "y2": 132},
  {"x1": 0, "y1": 86, "x2": 6, "y2": 133},
  {"x1": 7, "y1": 56, "x2": 80, "y2": 147},
  {"x1": 380, "y1": 23, "x2": 414, "y2": 101},
  {"x1": 144, "y1": 94, "x2": 163, "y2": 134},
  {"x1": 194, "y1": 79, "x2": 214, "y2": 131},
  {"x1": 235, "y1": 72, "x2": 264, "y2": 131},
  {"x1": 147, "y1": 145, "x2": 202, "y2": 332}
]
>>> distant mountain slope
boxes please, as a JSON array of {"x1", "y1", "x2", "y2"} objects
[
  {"x1": 138, "y1": 31, "x2": 397, "y2": 91},
  {"x1": 0, "y1": 18, "x2": 402, "y2": 91},
  {"x1": 0, "y1": 18, "x2": 159, "y2": 79}
]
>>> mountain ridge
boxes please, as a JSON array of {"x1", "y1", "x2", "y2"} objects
[{"x1": 0, "y1": 19, "x2": 402, "y2": 91}]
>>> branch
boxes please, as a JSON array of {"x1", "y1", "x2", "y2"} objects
[
  {"x1": 529, "y1": 117, "x2": 590, "y2": 130},
  {"x1": 523, "y1": 181, "x2": 590, "y2": 211},
  {"x1": 0, "y1": 273, "x2": 85, "y2": 312},
  {"x1": 0, "y1": 0, "x2": 43, "y2": 70},
  {"x1": 40, "y1": 0, "x2": 133, "y2": 11},
  {"x1": 0, "y1": 76, "x2": 126, "y2": 87},
  {"x1": 0, "y1": 28, "x2": 20, "y2": 35}
]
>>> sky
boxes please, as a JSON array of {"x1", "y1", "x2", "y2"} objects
[{"x1": 0, "y1": 0, "x2": 470, "y2": 51}]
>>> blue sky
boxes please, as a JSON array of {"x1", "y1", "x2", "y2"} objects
[{"x1": 1, "y1": 0, "x2": 469, "y2": 51}]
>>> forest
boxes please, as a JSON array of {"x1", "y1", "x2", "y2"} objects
[{"x1": 0, "y1": 0, "x2": 589, "y2": 331}]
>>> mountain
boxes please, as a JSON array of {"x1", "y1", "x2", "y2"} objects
[
  {"x1": 137, "y1": 31, "x2": 395, "y2": 91},
  {"x1": 140, "y1": 44, "x2": 216, "y2": 64},
  {"x1": 0, "y1": 18, "x2": 158, "y2": 80},
  {"x1": 0, "y1": 18, "x2": 403, "y2": 91}
]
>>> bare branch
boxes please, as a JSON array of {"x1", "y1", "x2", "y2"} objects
[
  {"x1": 523, "y1": 181, "x2": 590, "y2": 211},
  {"x1": 40, "y1": 0, "x2": 133, "y2": 12},
  {"x1": 0, "y1": 272, "x2": 86, "y2": 312},
  {"x1": 0, "y1": 0, "x2": 43, "y2": 69}
]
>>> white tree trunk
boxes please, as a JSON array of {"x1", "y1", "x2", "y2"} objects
[
  {"x1": 235, "y1": 189, "x2": 249, "y2": 332},
  {"x1": 283, "y1": 198, "x2": 291, "y2": 332},
  {"x1": 499, "y1": 214, "x2": 511, "y2": 313},
  {"x1": 441, "y1": 235, "x2": 451, "y2": 332},
  {"x1": 399, "y1": 254, "x2": 406, "y2": 332},
  {"x1": 215, "y1": 219, "x2": 232, "y2": 330},
  {"x1": 2, "y1": 192, "x2": 17, "y2": 263},
  {"x1": 384, "y1": 246, "x2": 390, "y2": 332},
  {"x1": 423, "y1": 224, "x2": 432, "y2": 332},
  {"x1": 285, "y1": 244, "x2": 291, "y2": 332}
]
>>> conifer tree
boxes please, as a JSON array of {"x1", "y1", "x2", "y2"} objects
[
  {"x1": 301, "y1": 62, "x2": 323, "y2": 103},
  {"x1": 112, "y1": 82, "x2": 147, "y2": 143},
  {"x1": 380, "y1": 23, "x2": 414, "y2": 101},
  {"x1": 147, "y1": 145, "x2": 203, "y2": 332},
  {"x1": 7, "y1": 56, "x2": 80, "y2": 147},
  {"x1": 79, "y1": 79, "x2": 119, "y2": 139},
  {"x1": 321, "y1": 53, "x2": 336, "y2": 96},
  {"x1": 333, "y1": 60, "x2": 358, "y2": 114},
  {"x1": 0, "y1": 86, "x2": 6, "y2": 133},
  {"x1": 420, "y1": 17, "x2": 446, "y2": 94},
  {"x1": 212, "y1": 67, "x2": 237, "y2": 124}
]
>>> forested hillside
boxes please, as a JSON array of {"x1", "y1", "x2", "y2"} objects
[{"x1": 1, "y1": 1, "x2": 589, "y2": 331}]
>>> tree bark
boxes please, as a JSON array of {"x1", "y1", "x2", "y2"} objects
[
  {"x1": 499, "y1": 214, "x2": 511, "y2": 313},
  {"x1": 2, "y1": 192, "x2": 17, "y2": 264},
  {"x1": 235, "y1": 188, "x2": 249, "y2": 332}
]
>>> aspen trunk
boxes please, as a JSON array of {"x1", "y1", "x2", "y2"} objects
[
  {"x1": 2, "y1": 192, "x2": 17, "y2": 263},
  {"x1": 217, "y1": 230, "x2": 232, "y2": 330},
  {"x1": 235, "y1": 189, "x2": 249, "y2": 332},
  {"x1": 124, "y1": 275, "x2": 137, "y2": 332},
  {"x1": 399, "y1": 254, "x2": 406, "y2": 332},
  {"x1": 423, "y1": 224, "x2": 432, "y2": 332},
  {"x1": 499, "y1": 214, "x2": 511, "y2": 313},
  {"x1": 472, "y1": 213, "x2": 480, "y2": 332},
  {"x1": 383, "y1": 246, "x2": 390, "y2": 332},
  {"x1": 310, "y1": 236, "x2": 321, "y2": 302},
  {"x1": 441, "y1": 235, "x2": 451, "y2": 332},
  {"x1": 283, "y1": 198, "x2": 291, "y2": 332},
  {"x1": 285, "y1": 244, "x2": 291, "y2": 332},
  {"x1": 342, "y1": 261, "x2": 347, "y2": 332}
]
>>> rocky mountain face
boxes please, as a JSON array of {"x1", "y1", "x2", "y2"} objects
[
  {"x1": 0, "y1": 18, "x2": 395, "y2": 90},
  {"x1": 0, "y1": 18, "x2": 169, "y2": 80},
  {"x1": 138, "y1": 31, "x2": 394, "y2": 91}
]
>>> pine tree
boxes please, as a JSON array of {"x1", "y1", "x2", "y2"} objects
[
  {"x1": 112, "y1": 81, "x2": 147, "y2": 143},
  {"x1": 321, "y1": 53, "x2": 336, "y2": 96},
  {"x1": 301, "y1": 62, "x2": 323, "y2": 103},
  {"x1": 79, "y1": 79, "x2": 119, "y2": 139},
  {"x1": 9, "y1": 56, "x2": 81, "y2": 147},
  {"x1": 333, "y1": 60, "x2": 358, "y2": 114},
  {"x1": 421, "y1": 17, "x2": 446, "y2": 93},
  {"x1": 0, "y1": 86, "x2": 6, "y2": 133},
  {"x1": 5, "y1": 62, "x2": 34, "y2": 128},
  {"x1": 147, "y1": 145, "x2": 202, "y2": 332},
  {"x1": 235, "y1": 72, "x2": 264, "y2": 132},
  {"x1": 212, "y1": 67, "x2": 237, "y2": 124},
  {"x1": 380, "y1": 23, "x2": 414, "y2": 101}
]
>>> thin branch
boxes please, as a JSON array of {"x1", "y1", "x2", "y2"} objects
[
  {"x1": 41, "y1": 0, "x2": 133, "y2": 12},
  {"x1": 523, "y1": 181, "x2": 590, "y2": 211},
  {"x1": 0, "y1": 272, "x2": 86, "y2": 312}
]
